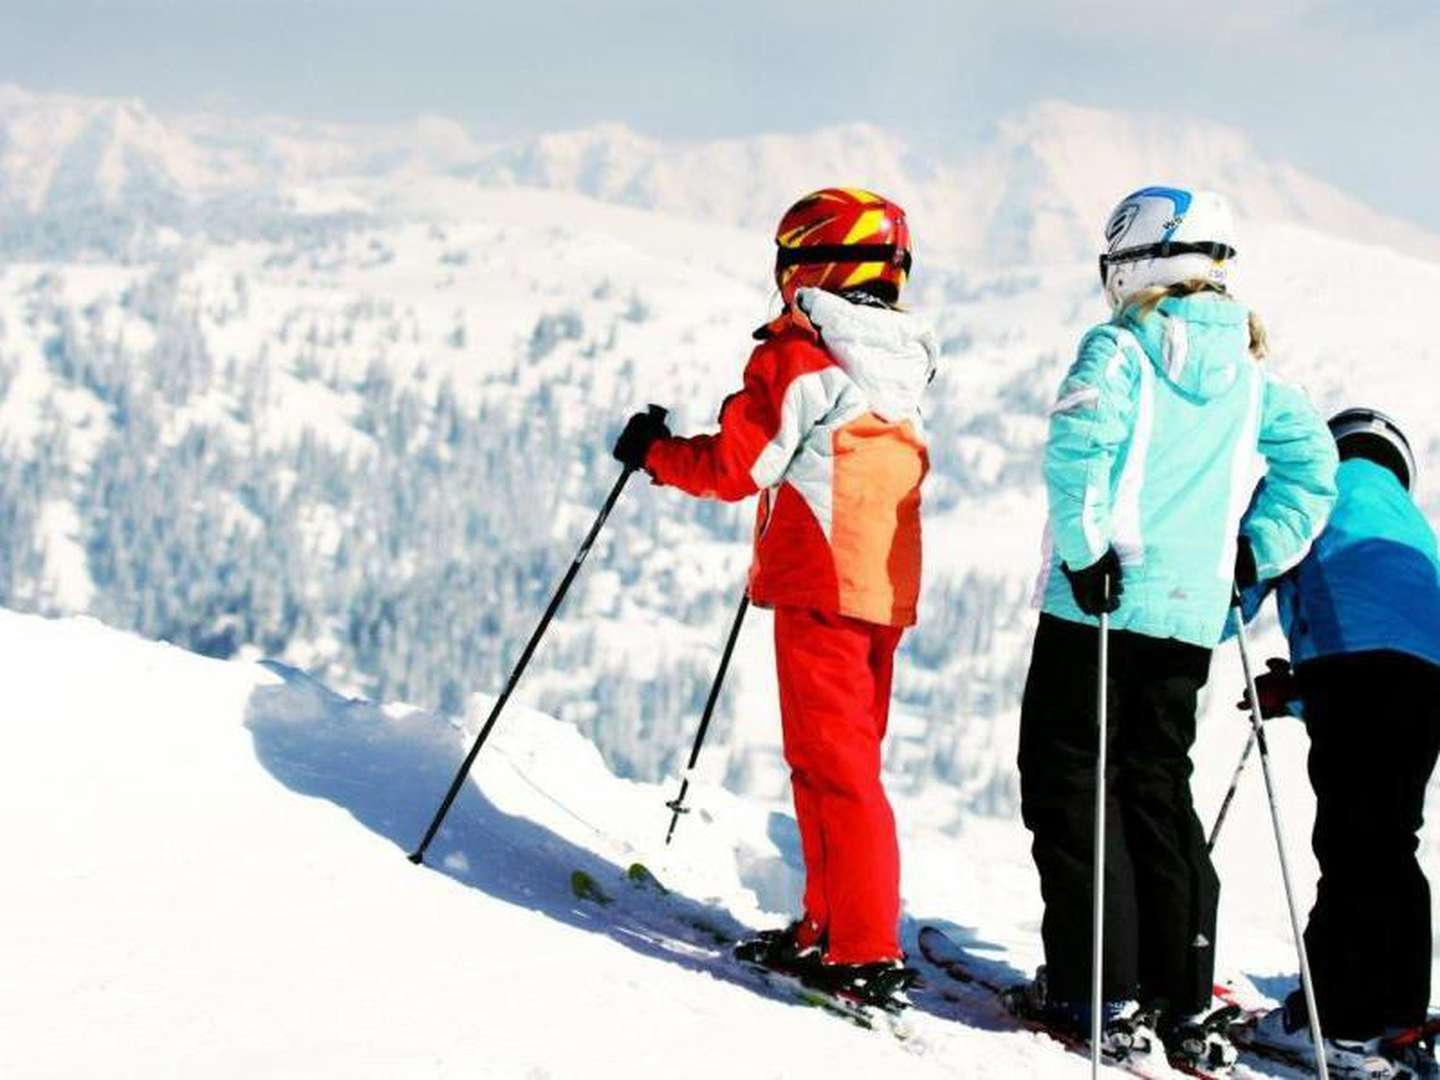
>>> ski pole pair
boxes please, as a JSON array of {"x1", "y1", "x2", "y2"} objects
[
  {"x1": 1088, "y1": 596, "x2": 1329, "y2": 1080},
  {"x1": 1224, "y1": 604, "x2": 1329, "y2": 1077},
  {"x1": 408, "y1": 406, "x2": 666, "y2": 866}
]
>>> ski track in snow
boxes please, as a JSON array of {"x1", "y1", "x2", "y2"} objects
[{"x1": 0, "y1": 608, "x2": 1398, "y2": 1079}]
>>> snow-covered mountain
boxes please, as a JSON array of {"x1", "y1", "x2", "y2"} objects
[
  {"x1": 0, "y1": 84, "x2": 486, "y2": 246},
  {"x1": 5, "y1": 84, "x2": 1439, "y2": 266},
  {"x1": 1, "y1": 82, "x2": 1439, "y2": 838},
  {"x1": 3, "y1": 606, "x2": 1430, "y2": 1077},
  {"x1": 0, "y1": 85, "x2": 232, "y2": 213},
  {"x1": 471, "y1": 102, "x2": 1440, "y2": 266}
]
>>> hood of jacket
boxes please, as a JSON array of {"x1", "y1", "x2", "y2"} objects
[
  {"x1": 1117, "y1": 293, "x2": 1253, "y2": 403},
  {"x1": 794, "y1": 287, "x2": 939, "y2": 423}
]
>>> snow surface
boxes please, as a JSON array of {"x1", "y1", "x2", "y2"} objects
[
  {"x1": 3, "y1": 85, "x2": 1440, "y2": 1077},
  {"x1": 1, "y1": 607, "x2": 1429, "y2": 1078}
]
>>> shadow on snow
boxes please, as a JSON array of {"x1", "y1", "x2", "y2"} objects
[
  {"x1": 246, "y1": 659, "x2": 1250, "y2": 1055},
  {"x1": 243, "y1": 661, "x2": 818, "y2": 1011}
]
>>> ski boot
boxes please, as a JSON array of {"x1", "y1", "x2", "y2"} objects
[
  {"x1": 802, "y1": 958, "x2": 918, "y2": 1011},
  {"x1": 732, "y1": 917, "x2": 824, "y2": 974},
  {"x1": 1162, "y1": 1005, "x2": 1242, "y2": 1075},
  {"x1": 1382, "y1": 1023, "x2": 1439, "y2": 1079},
  {"x1": 1001, "y1": 967, "x2": 1166, "y2": 1067},
  {"x1": 1241, "y1": 1001, "x2": 1394, "y2": 1078}
]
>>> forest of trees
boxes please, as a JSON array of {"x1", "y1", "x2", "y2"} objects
[{"x1": 0, "y1": 255, "x2": 1032, "y2": 815}]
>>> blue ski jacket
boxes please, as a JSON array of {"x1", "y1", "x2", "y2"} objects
[
  {"x1": 1241, "y1": 458, "x2": 1440, "y2": 668},
  {"x1": 1039, "y1": 293, "x2": 1338, "y2": 648}
]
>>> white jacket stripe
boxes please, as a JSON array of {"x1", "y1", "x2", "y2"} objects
[
  {"x1": 1217, "y1": 364, "x2": 1265, "y2": 579},
  {"x1": 1111, "y1": 330, "x2": 1155, "y2": 566}
]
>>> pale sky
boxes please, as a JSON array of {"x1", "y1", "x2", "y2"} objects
[{"x1": 2, "y1": 0, "x2": 1438, "y2": 231}]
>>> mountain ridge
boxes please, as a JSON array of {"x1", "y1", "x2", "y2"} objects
[{"x1": 3, "y1": 83, "x2": 1437, "y2": 266}]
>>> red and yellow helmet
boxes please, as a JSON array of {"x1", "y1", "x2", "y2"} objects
[{"x1": 774, "y1": 187, "x2": 912, "y2": 306}]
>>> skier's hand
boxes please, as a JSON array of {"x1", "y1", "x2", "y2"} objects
[
  {"x1": 1236, "y1": 658, "x2": 1297, "y2": 719},
  {"x1": 613, "y1": 409, "x2": 671, "y2": 470},
  {"x1": 1234, "y1": 535, "x2": 1259, "y2": 590},
  {"x1": 1060, "y1": 547, "x2": 1123, "y2": 617}
]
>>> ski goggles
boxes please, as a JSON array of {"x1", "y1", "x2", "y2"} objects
[
  {"x1": 775, "y1": 242, "x2": 913, "y2": 274},
  {"x1": 1098, "y1": 241, "x2": 1236, "y2": 285}
]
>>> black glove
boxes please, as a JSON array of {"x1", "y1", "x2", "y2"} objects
[
  {"x1": 1237, "y1": 658, "x2": 1298, "y2": 720},
  {"x1": 1061, "y1": 547, "x2": 1124, "y2": 617},
  {"x1": 612, "y1": 408, "x2": 670, "y2": 470},
  {"x1": 1234, "y1": 535, "x2": 1259, "y2": 590}
]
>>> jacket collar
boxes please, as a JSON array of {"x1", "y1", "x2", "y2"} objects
[{"x1": 752, "y1": 305, "x2": 819, "y2": 342}]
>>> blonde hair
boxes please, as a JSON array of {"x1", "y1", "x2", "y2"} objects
[{"x1": 1126, "y1": 279, "x2": 1269, "y2": 360}]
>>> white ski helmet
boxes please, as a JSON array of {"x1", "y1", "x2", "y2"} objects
[
  {"x1": 1100, "y1": 187, "x2": 1237, "y2": 312},
  {"x1": 1329, "y1": 407, "x2": 1417, "y2": 490}
]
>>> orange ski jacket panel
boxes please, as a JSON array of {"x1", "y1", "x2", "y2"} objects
[{"x1": 645, "y1": 288, "x2": 937, "y2": 628}]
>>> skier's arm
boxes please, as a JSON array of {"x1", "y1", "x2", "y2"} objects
[
  {"x1": 645, "y1": 340, "x2": 835, "y2": 501},
  {"x1": 1043, "y1": 329, "x2": 1140, "y2": 570},
  {"x1": 1242, "y1": 374, "x2": 1339, "y2": 580}
]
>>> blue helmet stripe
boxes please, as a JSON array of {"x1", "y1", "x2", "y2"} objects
[{"x1": 1127, "y1": 186, "x2": 1194, "y2": 242}]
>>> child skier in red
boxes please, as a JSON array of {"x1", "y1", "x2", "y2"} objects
[{"x1": 612, "y1": 188, "x2": 937, "y2": 1005}]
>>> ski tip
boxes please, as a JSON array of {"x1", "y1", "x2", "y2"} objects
[
  {"x1": 625, "y1": 863, "x2": 668, "y2": 893},
  {"x1": 570, "y1": 869, "x2": 614, "y2": 905}
]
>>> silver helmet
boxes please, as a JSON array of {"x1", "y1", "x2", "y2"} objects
[{"x1": 1328, "y1": 407, "x2": 1416, "y2": 491}]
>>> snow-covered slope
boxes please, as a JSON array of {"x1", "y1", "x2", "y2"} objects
[
  {"x1": 4, "y1": 607, "x2": 1429, "y2": 1077},
  {"x1": 0, "y1": 607, "x2": 1052, "y2": 1078}
]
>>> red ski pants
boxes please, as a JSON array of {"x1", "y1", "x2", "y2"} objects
[{"x1": 774, "y1": 605, "x2": 903, "y2": 964}]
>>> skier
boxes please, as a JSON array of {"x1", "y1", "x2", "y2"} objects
[
  {"x1": 611, "y1": 187, "x2": 937, "y2": 1007},
  {"x1": 1017, "y1": 186, "x2": 1338, "y2": 1070},
  {"x1": 1235, "y1": 408, "x2": 1440, "y2": 1078}
]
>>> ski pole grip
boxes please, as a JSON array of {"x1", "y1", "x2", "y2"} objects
[{"x1": 646, "y1": 403, "x2": 668, "y2": 422}]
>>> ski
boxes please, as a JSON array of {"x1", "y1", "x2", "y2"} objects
[
  {"x1": 619, "y1": 863, "x2": 733, "y2": 945},
  {"x1": 730, "y1": 957, "x2": 903, "y2": 1033},
  {"x1": 1226, "y1": 1008, "x2": 1438, "y2": 1079},
  {"x1": 570, "y1": 865, "x2": 915, "y2": 1040},
  {"x1": 1215, "y1": 984, "x2": 1440, "y2": 1078},
  {"x1": 1379, "y1": 1015, "x2": 1440, "y2": 1066},
  {"x1": 1227, "y1": 1031, "x2": 1397, "y2": 1079},
  {"x1": 916, "y1": 925, "x2": 1247, "y2": 1079}
]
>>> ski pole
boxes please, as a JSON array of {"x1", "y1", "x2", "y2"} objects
[
  {"x1": 1091, "y1": 589, "x2": 1110, "y2": 1080},
  {"x1": 664, "y1": 593, "x2": 750, "y2": 845},
  {"x1": 408, "y1": 405, "x2": 667, "y2": 866},
  {"x1": 1207, "y1": 729, "x2": 1257, "y2": 851},
  {"x1": 1231, "y1": 601, "x2": 1330, "y2": 1080}
]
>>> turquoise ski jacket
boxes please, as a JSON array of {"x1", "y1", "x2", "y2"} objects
[
  {"x1": 1243, "y1": 458, "x2": 1440, "y2": 668},
  {"x1": 1039, "y1": 294, "x2": 1338, "y2": 648}
]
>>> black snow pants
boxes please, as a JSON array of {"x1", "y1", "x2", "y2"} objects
[
  {"x1": 1294, "y1": 650, "x2": 1440, "y2": 1038},
  {"x1": 1019, "y1": 613, "x2": 1219, "y2": 1015}
]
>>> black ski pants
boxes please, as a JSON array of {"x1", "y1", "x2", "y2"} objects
[
  {"x1": 1295, "y1": 650, "x2": 1440, "y2": 1038},
  {"x1": 1019, "y1": 614, "x2": 1219, "y2": 1015}
]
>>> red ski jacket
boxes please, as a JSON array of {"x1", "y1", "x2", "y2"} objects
[{"x1": 645, "y1": 289, "x2": 937, "y2": 627}]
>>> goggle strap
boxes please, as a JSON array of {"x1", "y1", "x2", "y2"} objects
[
  {"x1": 1100, "y1": 241, "x2": 1237, "y2": 271},
  {"x1": 776, "y1": 243, "x2": 912, "y2": 274}
]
